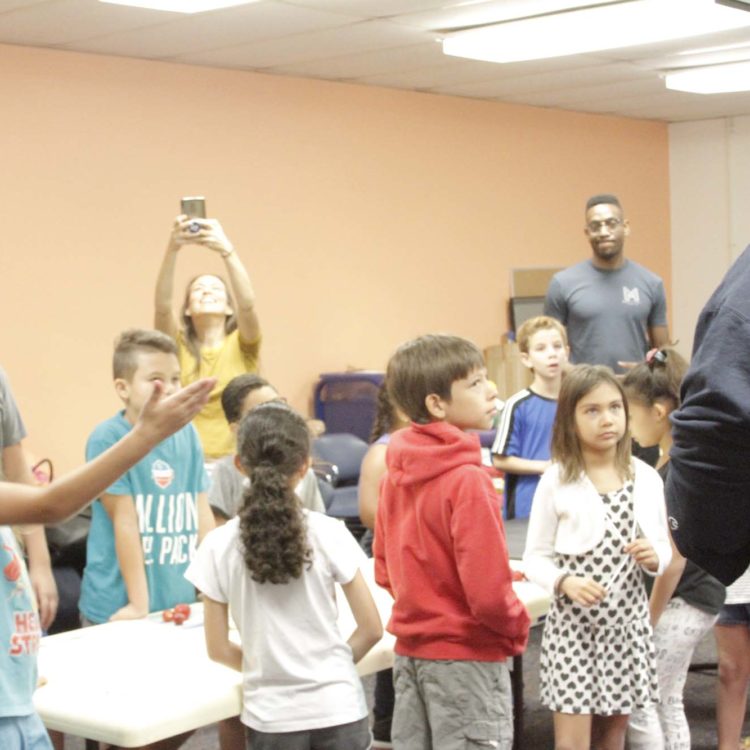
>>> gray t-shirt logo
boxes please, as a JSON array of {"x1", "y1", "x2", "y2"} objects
[{"x1": 622, "y1": 286, "x2": 640, "y2": 305}]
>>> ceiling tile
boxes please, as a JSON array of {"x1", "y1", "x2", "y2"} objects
[
  {"x1": 355, "y1": 53, "x2": 610, "y2": 92},
  {"x1": 614, "y1": 92, "x2": 750, "y2": 122},
  {"x1": 430, "y1": 60, "x2": 647, "y2": 98},
  {"x1": 267, "y1": 40, "x2": 441, "y2": 78},
  {"x1": 390, "y1": 0, "x2": 617, "y2": 31},
  {"x1": 637, "y1": 43, "x2": 750, "y2": 72},
  {"x1": 171, "y1": 18, "x2": 423, "y2": 68},
  {"x1": 501, "y1": 78, "x2": 666, "y2": 109},
  {"x1": 280, "y1": 0, "x2": 446, "y2": 17},
  {"x1": 0, "y1": 0, "x2": 174, "y2": 45},
  {"x1": 605, "y1": 27, "x2": 750, "y2": 63},
  {"x1": 633, "y1": 30, "x2": 750, "y2": 71},
  {"x1": 0, "y1": 0, "x2": 52, "y2": 12},
  {"x1": 59, "y1": 1, "x2": 359, "y2": 58}
]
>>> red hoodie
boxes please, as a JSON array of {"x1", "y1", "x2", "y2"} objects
[{"x1": 374, "y1": 421, "x2": 530, "y2": 661}]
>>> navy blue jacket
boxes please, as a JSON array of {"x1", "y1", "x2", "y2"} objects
[{"x1": 667, "y1": 246, "x2": 750, "y2": 585}]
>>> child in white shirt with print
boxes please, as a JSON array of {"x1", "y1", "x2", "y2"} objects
[{"x1": 186, "y1": 403, "x2": 382, "y2": 750}]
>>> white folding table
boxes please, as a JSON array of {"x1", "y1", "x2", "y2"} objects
[{"x1": 35, "y1": 559, "x2": 549, "y2": 747}]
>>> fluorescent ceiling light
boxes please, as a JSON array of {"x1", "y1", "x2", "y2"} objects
[
  {"x1": 665, "y1": 60, "x2": 750, "y2": 92},
  {"x1": 427, "y1": 0, "x2": 618, "y2": 31},
  {"x1": 442, "y1": 0, "x2": 750, "y2": 64},
  {"x1": 99, "y1": 0, "x2": 257, "y2": 13}
]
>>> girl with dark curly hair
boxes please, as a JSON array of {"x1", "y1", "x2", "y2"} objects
[{"x1": 187, "y1": 403, "x2": 382, "y2": 750}]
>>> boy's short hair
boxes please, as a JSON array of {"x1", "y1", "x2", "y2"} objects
[
  {"x1": 113, "y1": 329, "x2": 178, "y2": 380},
  {"x1": 221, "y1": 374, "x2": 272, "y2": 424},
  {"x1": 387, "y1": 334, "x2": 484, "y2": 424},
  {"x1": 516, "y1": 316, "x2": 568, "y2": 354},
  {"x1": 586, "y1": 193, "x2": 621, "y2": 212}
]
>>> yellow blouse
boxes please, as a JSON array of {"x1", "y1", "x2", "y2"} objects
[{"x1": 177, "y1": 329, "x2": 261, "y2": 460}]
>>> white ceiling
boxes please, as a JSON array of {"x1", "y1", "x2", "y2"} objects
[{"x1": 3, "y1": 0, "x2": 750, "y2": 122}]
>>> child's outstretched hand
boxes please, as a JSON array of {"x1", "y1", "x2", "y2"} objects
[
  {"x1": 134, "y1": 378, "x2": 216, "y2": 446},
  {"x1": 625, "y1": 538, "x2": 659, "y2": 572},
  {"x1": 560, "y1": 575, "x2": 607, "y2": 607}
]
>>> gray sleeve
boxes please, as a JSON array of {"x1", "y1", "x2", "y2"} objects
[
  {"x1": 648, "y1": 278, "x2": 668, "y2": 328},
  {"x1": 208, "y1": 459, "x2": 245, "y2": 519},
  {"x1": 297, "y1": 469, "x2": 326, "y2": 513},
  {"x1": 0, "y1": 367, "x2": 26, "y2": 449},
  {"x1": 543, "y1": 276, "x2": 567, "y2": 324}
]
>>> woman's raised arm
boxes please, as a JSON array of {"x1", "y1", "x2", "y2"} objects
[
  {"x1": 154, "y1": 216, "x2": 186, "y2": 339},
  {"x1": 198, "y1": 219, "x2": 260, "y2": 344}
]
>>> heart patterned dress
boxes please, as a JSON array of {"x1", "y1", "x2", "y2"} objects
[{"x1": 539, "y1": 482, "x2": 659, "y2": 715}]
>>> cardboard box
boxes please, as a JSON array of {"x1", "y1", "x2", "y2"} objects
[
  {"x1": 485, "y1": 338, "x2": 531, "y2": 402},
  {"x1": 510, "y1": 267, "x2": 562, "y2": 298}
]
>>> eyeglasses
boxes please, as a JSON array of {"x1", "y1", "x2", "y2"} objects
[{"x1": 586, "y1": 218, "x2": 623, "y2": 234}]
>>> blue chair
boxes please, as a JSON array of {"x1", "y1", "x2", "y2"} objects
[{"x1": 312, "y1": 433, "x2": 369, "y2": 538}]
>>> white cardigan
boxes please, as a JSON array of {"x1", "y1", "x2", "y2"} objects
[{"x1": 522, "y1": 457, "x2": 672, "y2": 594}]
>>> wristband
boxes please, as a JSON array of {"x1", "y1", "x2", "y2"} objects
[{"x1": 221, "y1": 247, "x2": 234, "y2": 259}]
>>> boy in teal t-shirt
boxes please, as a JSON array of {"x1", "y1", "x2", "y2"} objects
[{"x1": 79, "y1": 329, "x2": 214, "y2": 624}]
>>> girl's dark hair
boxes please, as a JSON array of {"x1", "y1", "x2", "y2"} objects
[
  {"x1": 552, "y1": 364, "x2": 632, "y2": 484},
  {"x1": 369, "y1": 383, "x2": 401, "y2": 443},
  {"x1": 622, "y1": 348, "x2": 688, "y2": 408},
  {"x1": 236, "y1": 403, "x2": 312, "y2": 584},
  {"x1": 180, "y1": 274, "x2": 238, "y2": 377}
]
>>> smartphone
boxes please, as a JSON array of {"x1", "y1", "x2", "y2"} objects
[{"x1": 180, "y1": 196, "x2": 206, "y2": 219}]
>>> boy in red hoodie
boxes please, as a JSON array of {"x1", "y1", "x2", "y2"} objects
[{"x1": 374, "y1": 334, "x2": 530, "y2": 750}]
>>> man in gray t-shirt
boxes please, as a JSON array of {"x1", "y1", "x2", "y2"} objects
[{"x1": 544, "y1": 194, "x2": 669, "y2": 373}]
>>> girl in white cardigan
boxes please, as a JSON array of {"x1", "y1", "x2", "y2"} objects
[{"x1": 523, "y1": 365, "x2": 671, "y2": 750}]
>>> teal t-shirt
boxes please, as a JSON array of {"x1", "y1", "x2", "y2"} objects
[
  {"x1": 0, "y1": 526, "x2": 40, "y2": 717},
  {"x1": 79, "y1": 412, "x2": 208, "y2": 624}
]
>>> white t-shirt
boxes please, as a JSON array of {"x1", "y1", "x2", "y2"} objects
[{"x1": 185, "y1": 511, "x2": 368, "y2": 733}]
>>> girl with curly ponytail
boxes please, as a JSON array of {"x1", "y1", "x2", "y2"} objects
[
  {"x1": 187, "y1": 402, "x2": 383, "y2": 749},
  {"x1": 237, "y1": 404, "x2": 313, "y2": 584}
]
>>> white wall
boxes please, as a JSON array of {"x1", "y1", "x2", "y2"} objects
[{"x1": 669, "y1": 115, "x2": 750, "y2": 355}]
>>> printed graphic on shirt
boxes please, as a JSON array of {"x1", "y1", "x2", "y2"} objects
[
  {"x1": 622, "y1": 286, "x2": 641, "y2": 305},
  {"x1": 2, "y1": 542, "x2": 29, "y2": 605},
  {"x1": 8, "y1": 611, "x2": 40, "y2": 656},
  {"x1": 2, "y1": 539, "x2": 40, "y2": 659},
  {"x1": 152, "y1": 459, "x2": 174, "y2": 489},
  {"x1": 135, "y1": 492, "x2": 198, "y2": 567},
  {"x1": 2, "y1": 543, "x2": 22, "y2": 587}
]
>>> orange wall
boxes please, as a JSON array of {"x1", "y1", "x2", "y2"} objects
[{"x1": 0, "y1": 43, "x2": 670, "y2": 471}]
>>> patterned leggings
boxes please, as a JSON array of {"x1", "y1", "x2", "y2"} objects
[{"x1": 628, "y1": 597, "x2": 718, "y2": 750}]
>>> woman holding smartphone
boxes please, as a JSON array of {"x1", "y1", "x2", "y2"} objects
[{"x1": 154, "y1": 208, "x2": 261, "y2": 462}]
